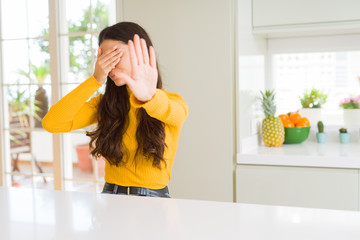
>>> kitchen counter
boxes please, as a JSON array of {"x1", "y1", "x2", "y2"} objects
[
  {"x1": 1, "y1": 187, "x2": 360, "y2": 239},
  {"x1": 238, "y1": 135, "x2": 360, "y2": 169}
]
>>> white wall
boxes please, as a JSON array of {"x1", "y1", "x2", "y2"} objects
[
  {"x1": 122, "y1": 0, "x2": 235, "y2": 202},
  {"x1": 30, "y1": 132, "x2": 89, "y2": 163},
  {"x1": 237, "y1": 0, "x2": 267, "y2": 152}
]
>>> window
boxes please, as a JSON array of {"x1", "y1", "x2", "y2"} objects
[
  {"x1": 1, "y1": 0, "x2": 53, "y2": 189},
  {"x1": 59, "y1": 0, "x2": 116, "y2": 193},
  {"x1": 0, "y1": 0, "x2": 119, "y2": 192},
  {"x1": 268, "y1": 35, "x2": 360, "y2": 123},
  {"x1": 273, "y1": 51, "x2": 360, "y2": 113}
]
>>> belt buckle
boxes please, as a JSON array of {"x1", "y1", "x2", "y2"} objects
[
  {"x1": 139, "y1": 187, "x2": 149, "y2": 196},
  {"x1": 113, "y1": 184, "x2": 118, "y2": 194},
  {"x1": 127, "y1": 187, "x2": 130, "y2": 195}
]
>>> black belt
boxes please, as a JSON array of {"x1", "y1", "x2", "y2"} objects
[{"x1": 103, "y1": 182, "x2": 169, "y2": 196}]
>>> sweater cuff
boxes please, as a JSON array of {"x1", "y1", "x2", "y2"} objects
[
  {"x1": 130, "y1": 89, "x2": 168, "y2": 113},
  {"x1": 88, "y1": 75, "x2": 103, "y2": 88}
]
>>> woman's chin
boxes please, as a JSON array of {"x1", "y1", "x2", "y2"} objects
[{"x1": 112, "y1": 79, "x2": 126, "y2": 87}]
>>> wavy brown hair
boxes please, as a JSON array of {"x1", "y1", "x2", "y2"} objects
[{"x1": 86, "y1": 22, "x2": 167, "y2": 169}]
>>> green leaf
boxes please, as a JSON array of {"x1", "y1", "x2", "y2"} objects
[{"x1": 299, "y1": 88, "x2": 328, "y2": 108}]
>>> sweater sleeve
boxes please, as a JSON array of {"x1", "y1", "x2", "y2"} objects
[
  {"x1": 42, "y1": 76, "x2": 102, "y2": 133},
  {"x1": 129, "y1": 88, "x2": 189, "y2": 127}
]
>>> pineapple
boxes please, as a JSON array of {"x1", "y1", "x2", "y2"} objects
[{"x1": 260, "y1": 90, "x2": 284, "y2": 147}]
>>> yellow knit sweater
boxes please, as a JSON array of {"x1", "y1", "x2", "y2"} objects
[{"x1": 42, "y1": 76, "x2": 188, "y2": 189}]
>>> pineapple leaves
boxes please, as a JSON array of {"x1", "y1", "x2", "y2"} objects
[{"x1": 259, "y1": 90, "x2": 277, "y2": 117}]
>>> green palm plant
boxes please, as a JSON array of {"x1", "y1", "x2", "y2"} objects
[
  {"x1": 31, "y1": 62, "x2": 49, "y2": 86},
  {"x1": 8, "y1": 83, "x2": 41, "y2": 145},
  {"x1": 17, "y1": 62, "x2": 49, "y2": 127},
  {"x1": 8, "y1": 85, "x2": 42, "y2": 124}
]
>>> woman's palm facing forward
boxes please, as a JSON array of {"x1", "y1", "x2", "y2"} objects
[{"x1": 118, "y1": 34, "x2": 158, "y2": 102}]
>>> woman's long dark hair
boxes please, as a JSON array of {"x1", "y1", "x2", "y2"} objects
[{"x1": 86, "y1": 22, "x2": 166, "y2": 169}]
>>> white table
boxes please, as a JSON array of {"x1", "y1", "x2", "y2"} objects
[{"x1": 1, "y1": 187, "x2": 360, "y2": 240}]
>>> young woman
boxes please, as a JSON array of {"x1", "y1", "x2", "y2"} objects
[{"x1": 42, "y1": 22, "x2": 188, "y2": 198}]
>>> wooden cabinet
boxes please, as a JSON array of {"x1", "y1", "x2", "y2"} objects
[{"x1": 236, "y1": 164, "x2": 359, "y2": 211}]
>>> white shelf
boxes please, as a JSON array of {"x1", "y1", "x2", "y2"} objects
[{"x1": 238, "y1": 139, "x2": 360, "y2": 169}]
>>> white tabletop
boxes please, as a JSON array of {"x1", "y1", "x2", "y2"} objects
[{"x1": 1, "y1": 187, "x2": 360, "y2": 240}]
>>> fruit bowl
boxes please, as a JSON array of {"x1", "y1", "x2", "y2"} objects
[{"x1": 284, "y1": 126, "x2": 310, "y2": 144}]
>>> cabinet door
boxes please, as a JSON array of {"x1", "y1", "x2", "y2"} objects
[
  {"x1": 253, "y1": 0, "x2": 360, "y2": 27},
  {"x1": 236, "y1": 165, "x2": 359, "y2": 211}
]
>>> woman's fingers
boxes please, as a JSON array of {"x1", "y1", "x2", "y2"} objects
[
  {"x1": 99, "y1": 48, "x2": 121, "y2": 64},
  {"x1": 128, "y1": 39, "x2": 138, "y2": 69},
  {"x1": 105, "y1": 57, "x2": 121, "y2": 74},
  {"x1": 130, "y1": 35, "x2": 153, "y2": 66},
  {"x1": 104, "y1": 51, "x2": 122, "y2": 67},
  {"x1": 94, "y1": 46, "x2": 122, "y2": 84},
  {"x1": 149, "y1": 46, "x2": 157, "y2": 69},
  {"x1": 102, "y1": 45, "x2": 117, "y2": 56},
  {"x1": 140, "y1": 38, "x2": 149, "y2": 65},
  {"x1": 98, "y1": 46, "x2": 117, "y2": 62},
  {"x1": 133, "y1": 34, "x2": 144, "y2": 65}
]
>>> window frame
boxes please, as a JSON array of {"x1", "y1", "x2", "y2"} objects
[{"x1": 0, "y1": 0, "x2": 124, "y2": 190}]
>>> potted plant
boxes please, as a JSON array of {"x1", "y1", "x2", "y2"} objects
[
  {"x1": 316, "y1": 121, "x2": 327, "y2": 143},
  {"x1": 298, "y1": 88, "x2": 328, "y2": 126},
  {"x1": 8, "y1": 85, "x2": 44, "y2": 186},
  {"x1": 18, "y1": 61, "x2": 50, "y2": 128},
  {"x1": 75, "y1": 144, "x2": 106, "y2": 176},
  {"x1": 8, "y1": 86, "x2": 31, "y2": 128},
  {"x1": 339, "y1": 128, "x2": 351, "y2": 144},
  {"x1": 339, "y1": 95, "x2": 360, "y2": 127},
  {"x1": 8, "y1": 87, "x2": 30, "y2": 159},
  {"x1": 8, "y1": 83, "x2": 42, "y2": 125}
]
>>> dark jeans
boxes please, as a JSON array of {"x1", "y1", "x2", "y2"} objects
[{"x1": 101, "y1": 182, "x2": 171, "y2": 198}]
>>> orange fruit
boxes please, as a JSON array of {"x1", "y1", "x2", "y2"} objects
[
  {"x1": 295, "y1": 122, "x2": 307, "y2": 127},
  {"x1": 297, "y1": 117, "x2": 310, "y2": 127},
  {"x1": 282, "y1": 120, "x2": 294, "y2": 128},
  {"x1": 289, "y1": 112, "x2": 302, "y2": 124},
  {"x1": 278, "y1": 114, "x2": 289, "y2": 122}
]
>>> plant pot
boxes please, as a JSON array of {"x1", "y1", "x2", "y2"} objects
[
  {"x1": 316, "y1": 132, "x2": 327, "y2": 143},
  {"x1": 343, "y1": 109, "x2": 360, "y2": 127},
  {"x1": 298, "y1": 108, "x2": 322, "y2": 126},
  {"x1": 97, "y1": 157, "x2": 105, "y2": 177},
  {"x1": 339, "y1": 133, "x2": 351, "y2": 144},
  {"x1": 75, "y1": 144, "x2": 92, "y2": 172},
  {"x1": 34, "y1": 86, "x2": 49, "y2": 128}
]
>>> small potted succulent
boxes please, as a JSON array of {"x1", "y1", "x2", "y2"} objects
[
  {"x1": 299, "y1": 88, "x2": 328, "y2": 126},
  {"x1": 316, "y1": 121, "x2": 327, "y2": 143},
  {"x1": 339, "y1": 128, "x2": 351, "y2": 144},
  {"x1": 339, "y1": 95, "x2": 360, "y2": 127}
]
